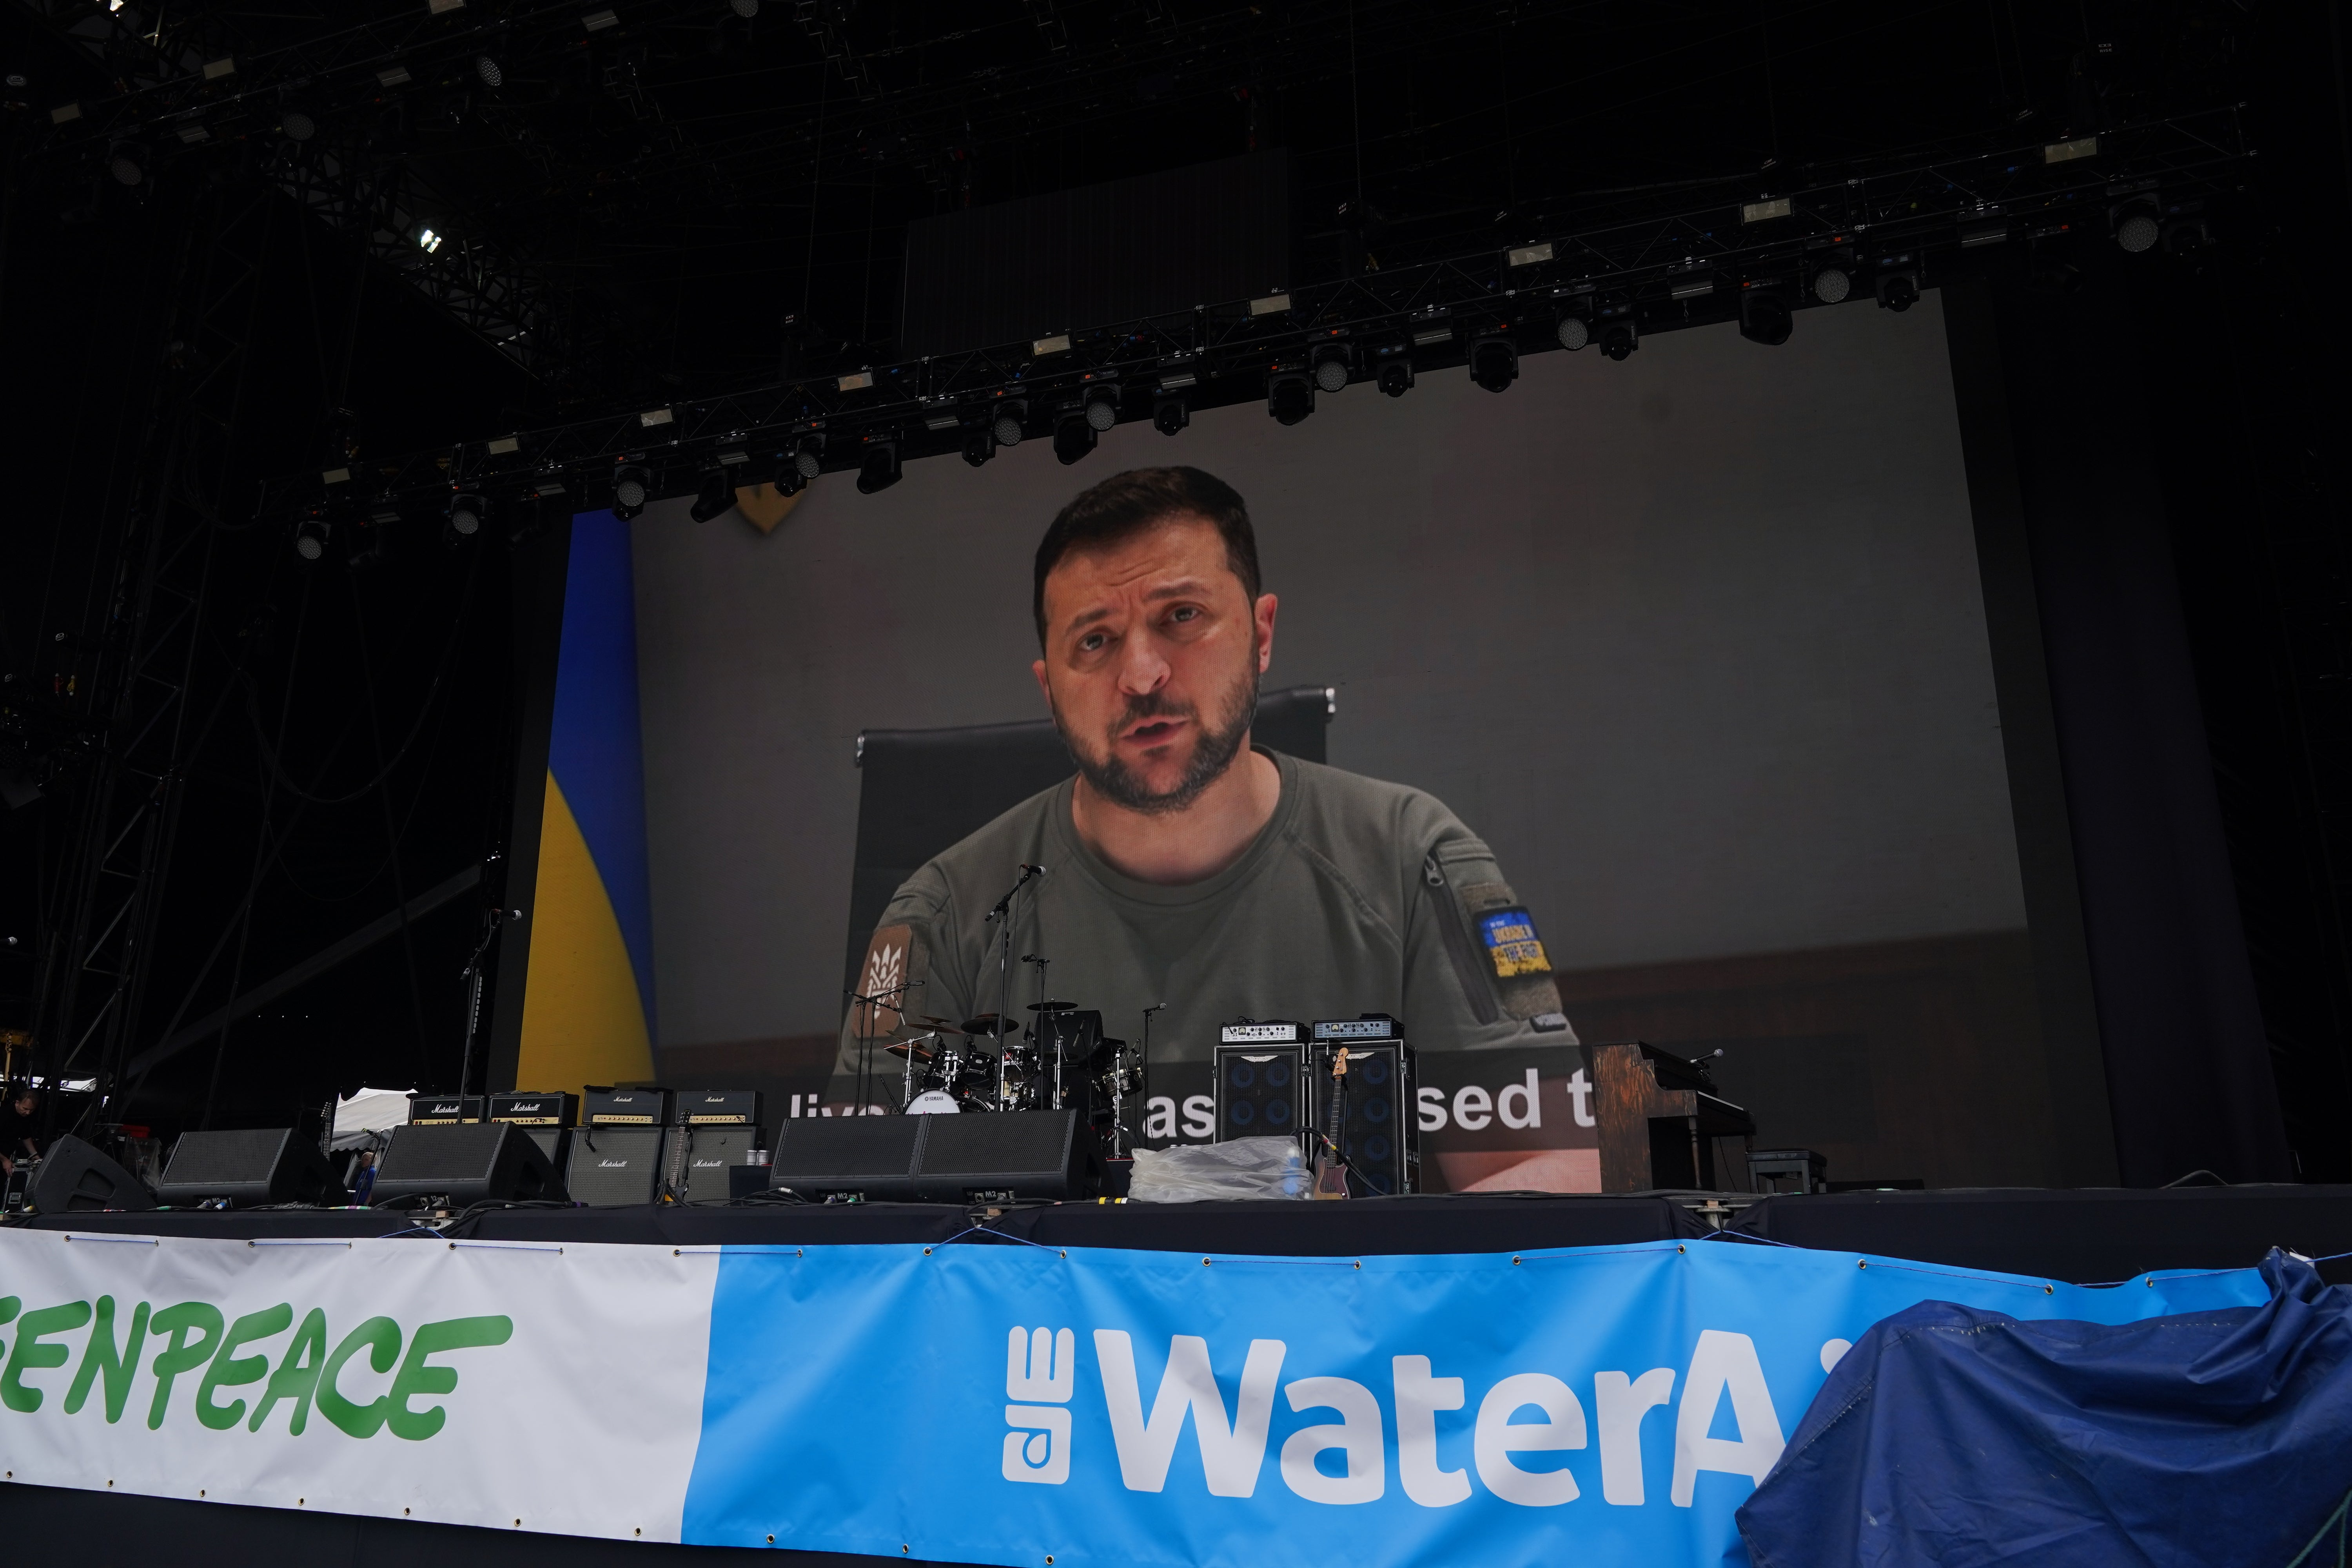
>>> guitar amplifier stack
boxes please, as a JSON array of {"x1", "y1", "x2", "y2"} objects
[
  {"x1": 1212, "y1": 1021, "x2": 1305, "y2": 1142},
  {"x1": 563, "y1": 1086, "x2": 766, "y2": 1205},
  {"x1": 1211, "y1": 1016, "x2": 1417, "y2": 1194}
]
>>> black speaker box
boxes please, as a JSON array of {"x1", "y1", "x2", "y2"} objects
[
  {"x1": 582, "y1": 1085, "x2": 671, "y2": 1125},
  {"x1": 767, "y1": 1111, "x2": 1092, "y2": 1201},
  {"x1": 407, "y1": 1093, "x2": 484, "y2": 1125},
  {"x1": 489, "y1": 1090, "x2": 578, "y2": 1126},
  {"x1": 1308, "y1": 1042, "x2": 1416, "y2": 1195},
  {"x1": 769, "y1": 1116, "x2": 922, "y2": 1200},
  {"x1": 668, "y1": 1124, "x2": 762, "y2": 1202},
  {"x1": 564, "y1": 1125, "x2": 671, "y2": 1205},
  {"x1": 29, "y1": 1135, "x2": 156, "y2": 1214},
  {"x1": 1214, "y1": 1044, "x2": 1303, "y2": 1142},
  {"x1": 156, "y1": 1128, "x2": 346, "y2": 1207},
  {"x1": 372, "y1": 1122, "x2": 566, "y2": 1206},
  {"x1": 516, "y1": 1126, "x2": 572, "y2": 1176}
]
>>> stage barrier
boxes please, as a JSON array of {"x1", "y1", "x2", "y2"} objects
[{"x1": 0, "y1": 1229, "x2": 2269, "y2": 1566}]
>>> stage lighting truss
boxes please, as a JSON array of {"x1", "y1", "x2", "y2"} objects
[
  {"x1": 856, "y1": 439, "x2": 902, "y2": 494},
  {"x1": 991, "y1": 399, "x2": 1029, "y2": 448},
  {"x1": 1737, "y1": 279, "x2": 1794, "y2": 347},
  {"x1": 1468, "y1": 335, "x2": 1519, "y2": 393},
  {"x1": 1052, "y1": 407, "x2": 1098, "y2": 464},
  {"x1": 1872, "y1": 253, "x2": 1922, "y2": 312},
  {"x1": 1310, "y1": 342, "x2": 1353, "y2": 394},
  {"x1": 1267, "y1": 366, "x2": 1314, "y2": 426},
  {"x1": 612, "y1": 462, "x2": 653, "y2": 519}
]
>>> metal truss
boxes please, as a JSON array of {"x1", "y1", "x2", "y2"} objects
[{"x1": 260, "y1": 103, "x2": 2250, "y2": 524}]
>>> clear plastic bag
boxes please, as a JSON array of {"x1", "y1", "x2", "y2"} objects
[{"x1": 1125, "y1": 1137, "x2": 1307, "y2": 1203}]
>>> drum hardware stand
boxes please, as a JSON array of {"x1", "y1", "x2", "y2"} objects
[
  {"x1": 984, "y1": 864, "x2": 1042, "y2": 1110},
  {"x1": 1020, "y1": 953, "x2": 1056, "y2": 1108},
  {"x1": 1131, "y1": 1001, "x2": 1167, "y2": 1156}
]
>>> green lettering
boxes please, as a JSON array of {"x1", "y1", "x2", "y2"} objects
[
  {"x1": 316, "y1": 1317, "x2": 402, "y2": 1439},
  {"x1": 248, "y1": 1308, "x2": 329, "y2": 1435},
  {"x1": 0, "y1": 1296, "x2": 18, "y2": 1325},
  {"x1": 65, "y1": 1297, "x2": 151, "y2": 1422},
  {"x1": 385, "y1": 1316, "x2": 512, "y2": 1441},
  {"x1": 145, "y1": 1302, "x2": 225, "y2": 1430},
  {"x1": 2, "y1": 1301, "x2": 93, "y2": 1412},
  {"x1": 194, "y1": 1303, "x2": 291, "y2": 1431}
]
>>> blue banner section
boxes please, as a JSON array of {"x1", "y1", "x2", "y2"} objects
[{"x1": 681, "y1": 1238, "x2": 2270, "y2": 1568}]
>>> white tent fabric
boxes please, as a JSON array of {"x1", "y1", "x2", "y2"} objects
[{"x1": 330, "y1": 1086, "x2": 412, "y2": 1151}]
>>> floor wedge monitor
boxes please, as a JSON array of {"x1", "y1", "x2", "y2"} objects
[
  {"x1": 29, "y1": 1134, "x2": 156, "y2": 1214},
  {"x1": 768, "y1": 1116, "x2": 923, "y2": 1201},
  {"x1": 372, "y1": 1122, "x2": 566, "y2": 1206},
  {"x1": 565, "y1": 1125, "x2": 671, "y2": 1205},
  {"x1": 907, "y1": 1109, "x2": 1091, "y2": 1202},
  {"x1": 157, "y1": 1127, "x2": 346, "y2": 1207}
]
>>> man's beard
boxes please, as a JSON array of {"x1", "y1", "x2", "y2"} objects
[{"x1": 1054, "y1": 664, "x2": 1259, "y2": 816}]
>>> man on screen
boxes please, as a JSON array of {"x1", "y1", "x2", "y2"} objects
[{"x1": 836, "y1": 467, "x2": 1577, "y2": 1170}]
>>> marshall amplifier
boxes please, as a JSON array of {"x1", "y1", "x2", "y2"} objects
[
  {"x1": 673, "y1": 1089, "x2": 761, "y2": 1125},
  {"x1": 564, "y1": 1125, "x2": 671, "y2": 1205},
  {"x1": 1213, "y1": 1044, "x2": 1303, "y2": 1142},
  {"x1": 583, "y1": 1085, "x2": 672, "y2": 1125},
  {"x1": 407, "y1": 1093, "x2": 484, "y2": 1125},
  {"x1": 1218, "y1": 1020, "x2": 1303, "y2": 1045},
  {"x1": 1310, "y1": 1014, "x2": 1401, "y2": 1042},
  {"x1": 668, "y1": 1123, "x2": 763, "y2": 1202},
  {"x1": 1308, "y1": 1038, "x2": 1416, "y2": 1195},
  {"x1": 489, "y1": 1091, "x2": 578, "y2": 1126}
]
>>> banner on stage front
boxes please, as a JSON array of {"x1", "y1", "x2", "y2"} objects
[{"x1": 0, "y1": 1229, "x2": 2271, "y2": 1566}]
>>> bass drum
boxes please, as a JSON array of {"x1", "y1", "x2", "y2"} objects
[{"x1": 906, "y1": 1090, "x2": 963, "y2": 1114}]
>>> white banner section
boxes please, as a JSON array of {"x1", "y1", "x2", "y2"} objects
[{"x1": 0, "y1": 1230, "x2": 716, "y2": 1541}]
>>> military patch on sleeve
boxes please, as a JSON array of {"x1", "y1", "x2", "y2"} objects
[{"x1": 1477, "y1": 907, "x2": 1552, "y2": 978}]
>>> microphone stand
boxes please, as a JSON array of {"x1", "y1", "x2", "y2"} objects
[
  {"x1": 1136, "y1": 1002, "x2": 1167, "y2": 1154},
  {"x1": 984, "y1": 864, "x2": 1042, "y2": 1108},
  {"x1": 454, "y1": 906, "x2": 518, "y2": 1108}
]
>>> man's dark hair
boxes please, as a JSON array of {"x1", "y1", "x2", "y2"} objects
[{"x1": 1033, "y1": 466, "x2": 1260, "y2": 646}]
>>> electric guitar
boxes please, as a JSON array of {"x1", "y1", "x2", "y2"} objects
[{"x1": 1310, "y1": 1046, "x2": 1351, "y2": 1199}]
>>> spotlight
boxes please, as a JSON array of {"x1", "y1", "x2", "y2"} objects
[
  {"x1": 1083, "y1": 386, "x2": 1119, "y2": 432},
  {"x1": 1267, "y1": 370, "x2": 1314, "y2": 426},
  {"x1": 731, "y1": 0, "x2": 761, "y2": 13},
  {"x1": 992, "y1": 401, "x2": 1028, "y2": 447},
  {"x1": 1311, "y1": 344, "x2": 1352, "y2": 393},
  {"x1": 474, "y1": 55, "x2": 504, "y2": 89},
  {"x1": 962, "y1": 429, "x2": 995, "y2": 466},
  {"x1": 293, "y1": 516, "x2": 330, "y2": 560},
  {"x1": 856, "y1": 441, "x2": 901, "y2": 493},
  {"x1": 1469, "y1": 336, "x2": 1518, "y2": 393},
  {"x1": 1599, "y1": 320, "x2": 1639, "y2": 361},
  {"x1": 1053, "y1": 414, "x2": 1097, "y2": 465},
  {"x1": 2163, "y1": 216, "x2": 2212, "y2": 255},
  {"x1": 1374, "y1": 347, "x2": 1414, "y2": 396},
  {"x1": 1152, "y1": 396, "x2": 1189, "y2": 436},
  {"x1": 448, "y1": 492, "x2": 485, "y2": 537},
  {"x1": 2110, "y1": 197, "x2": 2159, "y2": 254},
  {"x1": 281, "y1": 109, "x2": 317, "y2": 142},
  {"x1": 1738, "y1": 286, "x2": 1792, "y2": 347},
  {"x1": 107, "y1": 143, "x2": 146, "y2": 186},
  {"x1": 1811, "y1": 266, "x2": 1851, "y2": 304},
  {"x1": 689, "y1": 468, "x2": 737, "y2": 523},
  {"x1": 792, "y1": 434, "x2": 824, "y2": 479},
  {"x1": 612, "y1": 463, "x2": 652, "y2": 520},
  {"x1": 1873, "y1": 259, "x2": 1921, "y2": 313},
  {"x1": 1555, "y1": 314, "x2": 1590, "y2": 350}
]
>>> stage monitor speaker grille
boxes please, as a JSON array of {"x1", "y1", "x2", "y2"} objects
[
  {"x1": 157, "y1": 1127, "x2": 345, "y2": 1207},
  {"x1": 29, "y1": 1135, "x2": 155, "y2": 1214},
  {"x1": 373, "y1": 1122, "x2": 565, "y2": 1206},
  {"x1": 907, "y1": 1111, "x2": 1088, "y2": 1201},
  {"x1": 564, "y1": 1126, "x2": 670, "y2": 1206},
  {"x1": 770, "y1": 1117, "x2": 922, "y2": 1196}
]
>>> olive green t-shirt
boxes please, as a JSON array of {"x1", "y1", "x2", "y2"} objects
[{"x1": 834, "y1": 749, "x2": 1573, "y2": 1093}]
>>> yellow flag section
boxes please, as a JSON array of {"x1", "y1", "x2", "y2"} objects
[{"x1": 518, "y1": 770, "x2": 654, "y2": 1093}]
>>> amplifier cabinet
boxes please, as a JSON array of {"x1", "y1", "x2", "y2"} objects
[
  {"x1": 1212, "y1": 1045, "x2": 1304, "y2": 1143},
  {"x1": 583, "y1": 1085, "x2": 672, "y2": 1125},
  {"x1": 407, "y1": 1093, "x2": 484, "y2": 1125},
  {"x1": 489, "y1": 1090, "x2": 578, "y2": 1127},
  {"x1": 675, "y1": 1089, "x2": 761, "y2": 1125},
  {"x1": 1307, "y1": 1042, "x2": 1416, "y2": 1195},
  {"x1": 667, "y1": 1123, "x2": 762, "y2": 1202},
  {"x1": 565, "y1": 1125, "x2": 671, "y2": 1205}
]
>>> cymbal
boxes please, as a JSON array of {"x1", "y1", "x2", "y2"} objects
[
  {"x1": 916, "y1": 1015, "x2": 965, "y2": 1031},
  {"x1": 962, "y1": 1014, "x2": 1011, "y2": 1037},
  {"x1": 885, "y1": 1040, "x2": 936, "y2": 1061},
  {"x1": 1025, "y1": 999, "x2": 1078, "y2": 1012}
]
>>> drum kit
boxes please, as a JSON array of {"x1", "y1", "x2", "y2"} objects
[{"x1": 888, "y1": 1002, "x2": 1140, "y2": 1131}]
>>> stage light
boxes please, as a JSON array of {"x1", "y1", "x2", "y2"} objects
[
  {"x1": 1374, "y1": 346, "x2": 1414, "y2": 396},
  {"x1": 1599, "y1": 320, "x2": 1638, "y2": 361},
  {"x1": 1083, "y1": 386, "x2": 1119, "y2": 432},
  {"x1": 612, "y1": 463, "x2": 652, "y2": 520},
  {"x1": 1811, "y1": 266, "x2": 1851, "y2": 304},
  {"x1": 1053, "y1": 414, "x2": 1098, "y2": 465},
  {"x1": 1311, "y1": 344, "x2": 1352, "y2": 393},
  {"x1": 2163, "y1": 216, "x2": 2212, "y2": 255},
  {"x1": 963, "y1": 430, "x2": 995, "y2": 466},
  {"x1": 1469, "y1": 336, "x2": 1517, "y2": 393},
  {"x1": 1267, "y1": 370, "x2": 1314, "y2": 426},
  {"x1": 1873, "y1": 258, "x2": 1921, "y2": 312},
  {"x1": 448, "y1": 492, "x2": 485, "y2": 537},
  {"x1": 475, "y1": 55, "x2": 504, "y2": 88},
  {"x1": 281, "y1": 109, "x2": 317, "y2": 142},
  {"x1": 1555, "y1": 314, "x2": 1590, "y2": 350},
  {"x1": 992, "y1": 400, "x2": 1028, "y2": 448},
  {"x1": 1738, "y1": 286, "x2": 1792, "y2": 347},
  {"x1": 857, "y1": 441, "x2": 902, "y2": 493},
  {"x1": 689, "y1": 468, "x2": 737, "y2": 523},
  {"x1": 731, "y1": 0, "x2": 761, "y2": 13},
  {"x1": 1152, "y1": 395, "x2": 1189, "y2": 435},
  {"x1": 2111, "y1": 197, "x2": 2159, "y2": 254},
  {"x1": 416, "y1": 226, "x2": 443, "y2": 253},
  {"x1": 107, "y1": 143, "x2": 146, "y2": 186},
  {"x1": 294, "y1": 516, "x2": 330, "y2": 560},
  {"x1": 792, "y1": 435, "x2": 824, "y2": 479}
]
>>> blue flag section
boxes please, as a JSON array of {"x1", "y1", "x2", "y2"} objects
[{"x1": 682, "y1": 1238, "x2": 2273, "y2": 1568}]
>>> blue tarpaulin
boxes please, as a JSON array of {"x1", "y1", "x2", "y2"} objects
[{"x1": 1738, "y1": 1248, "x2": 2352, "y2": 1568}]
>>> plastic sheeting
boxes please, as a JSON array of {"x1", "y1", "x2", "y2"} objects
[
  {"x1": 1738, "y1": 1248, "x2": 2352, "y2": 1568},
  {"x1": 328, "y1": 1085, "x2": 412, "y2": 1151}
]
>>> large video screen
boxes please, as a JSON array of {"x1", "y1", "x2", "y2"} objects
[{"x1": 573, "y1": 292, "x2": 2056, "y2": 1191}]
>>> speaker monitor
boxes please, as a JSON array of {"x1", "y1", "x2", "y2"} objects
[
  {"x1": 766, "y1": 1111, "x2": 1091, "y2": 1202},
  {"x1": 564, "y1": 1125, "x2": 671, "y2": 1206},
  {"x1": 668, "y1": 1124, "x2": 762, "y2": 1202},
  {"x1": 769, "y1": 1117, "x2": 922, "y2": 1200},
  {"x1": 29, "y1": 1135, "x2": 157, "y2": 1214},
  {"x1": 1308, "y1": 1042, "x2": 1416, "y2": 1195},
  {"x1": 1214, "y1": 1045, "x2": 1303, "y2": 1142},
  {"x1": 156, "y1": 1127, "x2": 346, "y2": 1207},
  {"x1": 517, "y1": 1126, "x2": 572, "y2": 1176},
  {"x1": 372, "y1": 1122, "x2": 566, "y2": 1206}
]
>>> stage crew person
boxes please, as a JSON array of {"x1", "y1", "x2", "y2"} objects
[{"x1": 837, "y1": 466, "x2": 1573, "y2": 1115}]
